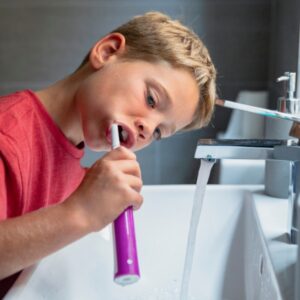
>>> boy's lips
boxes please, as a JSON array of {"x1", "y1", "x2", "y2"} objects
[{"x1": 106, "y1": 123, "x2": 135, "y2": 149}]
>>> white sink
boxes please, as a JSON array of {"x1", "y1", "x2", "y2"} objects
[{"x1": 5, "y1": 185, "x2": 287, "y2": 300}]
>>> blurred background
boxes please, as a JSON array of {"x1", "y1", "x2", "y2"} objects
[{"x1": 0, "y1": 0, "x2": 299, "y2": 184}]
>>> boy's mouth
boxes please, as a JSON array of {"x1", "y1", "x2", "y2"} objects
[
  {"x1": 118, "y1": 125, "x2": 129, "y2": 143},
  {"x1": 108, "y1": 123, "x2": 134, "y2": 149}
]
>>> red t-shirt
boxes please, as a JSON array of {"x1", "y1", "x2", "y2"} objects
[{"x1": 0, "y1": 90, "x2": 85, "y2": 220}]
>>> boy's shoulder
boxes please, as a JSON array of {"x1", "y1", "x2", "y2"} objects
[
  {"x1": 0, "y1": 89, "x2": 34, "y2": 115},
  {"x1": 0, "y1": 90, "x2": 37, "y2": 133}
]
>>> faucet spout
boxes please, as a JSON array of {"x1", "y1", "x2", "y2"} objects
[
  {"x1": 195, "y1": 139, "x2": 290, "y2": 160},
  {"x1": 194, "y1": 138, "x2": 300, "y2": 244}
]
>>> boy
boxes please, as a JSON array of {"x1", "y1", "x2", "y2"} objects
[{"x1": 0, "y1": 11, "x2": 216, "y2": 286}]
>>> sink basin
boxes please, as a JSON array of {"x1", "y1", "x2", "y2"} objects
[{"x1": 5, "y1": 185, "x2": 285, "y2": 300}]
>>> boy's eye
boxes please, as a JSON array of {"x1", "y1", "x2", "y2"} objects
[
  {"x1": 147, "y1": 94, "x2": 156, "y2": 108},
  {"x1": 153, "y1": 128, "x2": 162, "y2": 141}
]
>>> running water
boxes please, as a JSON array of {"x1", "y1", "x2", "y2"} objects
[{"x1": 180, "y1": 159, "x2": 215, "y2": 300}]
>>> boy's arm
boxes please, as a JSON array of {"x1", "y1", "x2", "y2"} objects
[
  {"x1": 0, "y1": 146, "x2": 143, "y2": 280},
  {"x1": 0, "y1": 199, "x2": 88, "y2": 280}
]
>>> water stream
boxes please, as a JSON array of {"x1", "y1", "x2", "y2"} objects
[{"x1": 180, "y1": 159, "x2": 215, "y2": 300}]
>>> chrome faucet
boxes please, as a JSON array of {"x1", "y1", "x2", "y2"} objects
[
  {"x1": 195, "y1": 72, "x2": 300, "y2": 244},
  {"x1": 195, "y1": 138, "x2": 300, "y2": 243}
]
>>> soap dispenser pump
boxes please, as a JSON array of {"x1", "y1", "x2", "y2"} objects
[{"x1": 277, "y1": 72, "x2": 300, "y2": 115}]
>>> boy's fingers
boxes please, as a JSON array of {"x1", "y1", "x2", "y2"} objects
[
  {"x1": 124, "y1": 174, "x2": 143, "y2": 192},
  {"x1": 116, "y1": 176, "x2": 143, "y2": 211},
  {"x1": 115, "y1": 160, "x2": 141, "y2": 178},
  {"x1": 126, "y1": 190, "x2": 143, "y2": 210},
  {"x1": 103, "y1": 146, "x2": 136, "y2": 161},
  {"x1": 132, "y1": 193, "x2": 143, "y2": 210}
]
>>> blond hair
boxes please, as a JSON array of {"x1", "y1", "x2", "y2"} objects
[{"x1": 79, "y1": 12, "x2": 216, "y2": 130}]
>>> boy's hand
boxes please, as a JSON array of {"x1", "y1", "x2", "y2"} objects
[{"x1": 65, "y1": 146, "x2": 143, "y2": 232}]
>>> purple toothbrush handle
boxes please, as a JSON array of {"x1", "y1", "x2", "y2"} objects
[{"x1": 113, "y1": 207, "x2": 140, "y2": 285}]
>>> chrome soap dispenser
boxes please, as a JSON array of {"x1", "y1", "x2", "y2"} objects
[
  {"x1": 265, "y1": 72, "x2": 300, "y2": 199},
  {"x1": 277, "y1": 72, "x2": 300, "y2": 115}
]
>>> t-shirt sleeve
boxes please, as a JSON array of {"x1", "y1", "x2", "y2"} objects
[{"x1": 0, "y1": 135, "x2": 22, "y2": 221}]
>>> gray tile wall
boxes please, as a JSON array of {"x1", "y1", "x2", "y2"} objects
[
  {"x1": 267, "y1": 0, "x2": 300, "y2": 106},
  {"x1": 0, "y1": 0, "x2": 272, "y2": 184},
  {"x1": 265, "y1": 0, "x2": 300, "y2": 139}
]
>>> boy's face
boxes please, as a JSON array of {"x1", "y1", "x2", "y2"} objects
[{"x1": 75, "y1": 59, "x2": 199, "y2": 151}]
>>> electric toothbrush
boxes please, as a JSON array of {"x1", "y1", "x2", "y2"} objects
[{"x1": 111, "y1": 123, "x2": 140, "y2": 286}]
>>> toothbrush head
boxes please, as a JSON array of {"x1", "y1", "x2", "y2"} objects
[{"x1": 111, "y1": 124, "x2": 120, "y2": 149}]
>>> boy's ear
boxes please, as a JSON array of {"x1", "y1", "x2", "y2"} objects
[{"x1": 89, "y1": 33, "x2": 126, "y2": 69}]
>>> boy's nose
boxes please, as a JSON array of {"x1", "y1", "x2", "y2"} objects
[{"x1": 135, "y1": 120, "x2": 153, "y2": 141}]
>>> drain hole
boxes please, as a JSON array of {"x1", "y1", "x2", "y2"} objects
[{"x1": 259, "y1": 254, "x2": 264, "y2": 276}]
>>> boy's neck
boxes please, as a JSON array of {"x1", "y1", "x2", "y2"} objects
[{"x1": 35, "y1": 65, "x2": 91, "y2": 147}]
